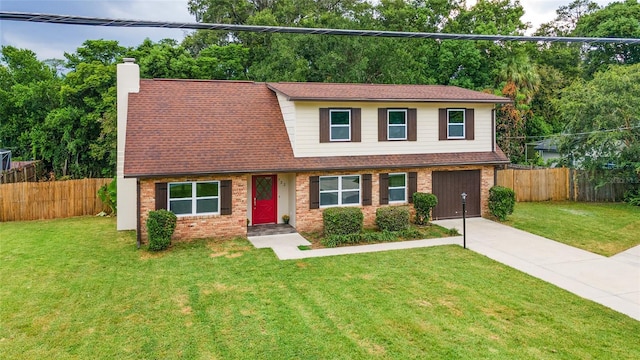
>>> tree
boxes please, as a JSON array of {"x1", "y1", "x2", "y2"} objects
[
  {"x1": 495, "y1": 50, "x2": 540, "y2": 163},
  {"x1": 556, "y1": 64, "x2": 640, "y2": 185},
  {"x1": 575, "y1": 0, "x2": 640, "y2": 76},
  {"x1": 0, "y1": 46, "x2": 61, "y2": 162}
]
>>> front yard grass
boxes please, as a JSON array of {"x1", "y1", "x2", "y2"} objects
[
  {"x1": 1, "y1": 216, "x2": 639, "y2": 359},
  {"x1": 506, "y1": 201, "x2": 640, "y2": 256}
]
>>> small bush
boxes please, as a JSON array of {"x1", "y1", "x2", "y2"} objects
[
  {"x1": 147, "y1": 209, "x2": 177, "y2": 251},
  {"x1": 398, "y1": 227, "x2": 422, "y2": 239},
  {"x1": 488, "y1": 186, "x2": 516, "y2": 221},
  {"x1": 321, "y1": 230, "x2": 398, "y2": 248},
  {"x1": 624, "y1": 187, "x2": 640, "y2": 206},
  {"x1": 376, "y1": 206, "x2": 410, "y2": 232},
  {"x1": 413, "y1": 192, "x2": 438, "y2": 224},
  {"x1": 97, "y1": 177, "x2": 117, "y2": 214},
  {"x1": 323, "y1": 207, "x2": 363, "y2": 236}
]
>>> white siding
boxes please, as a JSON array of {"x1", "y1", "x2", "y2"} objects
[
  {"x1": 276, "y1": 93, "x2": 296, "y2": 150},
  {"x1": 116, "y1": 60, "x2": 140, "y2": 231},
  {"x1": 290, "y1": 101, "x2": 495, "y2": 157}
]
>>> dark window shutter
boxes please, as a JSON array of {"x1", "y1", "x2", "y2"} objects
[
  {"x1": 309, "y1": 176, "x2": 319, "y2": 209},
  {"x1": 378, "y1": 108, "x2": 387, "y2": 141},
  {"x1": 319, "y1": 108, "x2": 330, "y2": 143},
  {"x1": 220, "y1": 180, "x2": 232, "y2": 215},
  {"x1": 155, "y1": 183, "x2": 167, "y2": 210},
  {"x1": 361, "y1": 174, "x2": 372, "y2": 206},
  {"x1": 465, "y1": 108, "x2": 475, "y2": 140},
  {"x1": 379, "y1": 173, "x2": 389, "y2": 205},
  {"x1": 351, "y1": 108, "x2": 361, "y2": 142},
  {"x1": 439, "y1": 108, "x2": 447, "y2": 140},
  {"x1": 408, "y1": 172, "x2": 417, "y2": 204},
  {"x1": 408, "y1": 108, "x2": 417, "y2": 141}
]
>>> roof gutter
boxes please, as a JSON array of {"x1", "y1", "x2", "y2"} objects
[
  {"x1": 282, "y1": 97, "x2": 512, "y2": 104},
  {"x1": 124, "y1": 159, "x2": 511, "y2": 179}
]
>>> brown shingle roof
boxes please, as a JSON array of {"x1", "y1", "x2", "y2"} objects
[
  {"x1": 124, "y1": 79, "x2": 295, "y2": 177},
  {"x1": 267, "y1": 82, "x2": 511, "y2": 103},
  {"x1": 124, "y1": 80, "x2": 509, "y2": 178}
]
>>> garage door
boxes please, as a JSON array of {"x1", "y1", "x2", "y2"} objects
[{"x1": 432, "y1": 170, "x2": 481, "y2": 220}]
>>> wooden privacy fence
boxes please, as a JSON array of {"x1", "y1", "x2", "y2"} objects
[
  {"x1": 0, "y1": 161, "x2": 42, "y2": 184},
  {"x1": 572, "y1": 171, "x2": 634, "y2": 202},
  {"x1": 496, "y1": 168, "x2": 637, "y2": 202},
  {"x1": 0, "y1": 178, "x2": 111, "y2": 222},
  {"x1": 496, "y1": 168, "x2": 570, "y2": 202}
]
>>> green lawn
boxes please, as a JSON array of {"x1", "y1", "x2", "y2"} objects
[
  {"x1": 1, "y1": 217, "x2": 639, "y2": 359},
  {"x1": 506, "y1": 201, "x2": 640, "y2": 256}
]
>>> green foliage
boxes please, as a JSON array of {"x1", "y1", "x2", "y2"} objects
[
  {"x1": 7, "y1": 0, "x2": 639, "y2": 179},
  {"x1": 488, "y1": 186, "x2": 516, "y2": 221},
  {"x1": 146, "y1": 209, "x2": 177, "y2": 251},
  {"x1": 97, "y1": 177, "x2": 117, "y2": 214},
  {"x1": 322, "y1": 207, "x2": 363, "y2": 237},
  {"x1": 375, "y1": 206, "x2": 410, "y2": 232},
  {"x1": 575, "y1": 0, "x2": 640, "y2": 76},
  {"x1": 624, "y1": 187, "x2": 640, "y2": 206},
  {"x1": 413, "y1": 192, "x2": 438, "y2": 225},
  {"x1": 322, "y1": 230, "x2": 398, "y2": 248},
  {"x1": 555, "y1": 63, "x2": 640, "y2": 185}
]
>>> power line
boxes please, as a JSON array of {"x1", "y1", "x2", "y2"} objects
[
  {"x1": 504, "y1": 124, "x2": 640, "y2": 141},
  {"x1": 1, "y1": 11, "x2": 640, "y2": 44}
]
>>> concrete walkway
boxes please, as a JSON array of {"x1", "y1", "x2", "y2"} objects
[
  {"x1": 247, "y1": 218, "x2": 640, "y2": 320},
  {"x1": 248, "y1": 232, "x2": 460, "y2": 260}
]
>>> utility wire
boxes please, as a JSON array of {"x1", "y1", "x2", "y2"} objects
[
  {"x1": 503, "y1": 124, "x2": 640, "y2": 140},
  {"x1": 1, "y1": 11, "x2": 640, "y2": 44}
]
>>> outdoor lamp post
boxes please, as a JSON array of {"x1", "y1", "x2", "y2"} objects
[{"x1": 461, "y1": 192, "x2": 467, "y2": 249}]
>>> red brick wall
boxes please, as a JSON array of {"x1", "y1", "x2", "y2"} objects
[
  {"x1": 139, "y1": 174, "x2": 248, "y2": 242},
  {"x1": 295, "y1": 165, "x2": 495, "y2": 234},
  {"x1": 136, "y1": 165, "x2": 496, "y2": 240}
]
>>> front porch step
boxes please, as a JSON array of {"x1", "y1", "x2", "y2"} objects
[{"x1": 247, "y1": 224, "x2": 296, "y2": 237}]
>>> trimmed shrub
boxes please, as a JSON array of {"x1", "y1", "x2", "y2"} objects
[
  {"x1": 147, "y1": 209, "x2": 177, "y2": 251},
  {"x1": 323, "y1": 207, "x2": 363, "y2": 237},
  {"x1": 413, "y1": 192, "x2": 438, "y2": 225},
  {"x1": 376, "y1": 206, "x2": 410, "y2": 232},
  {"x1": 488, "y1": 186, "x2": 516, "y2": 221}
]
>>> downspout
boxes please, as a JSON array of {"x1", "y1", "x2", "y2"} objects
[
  {"x1": 491, "y1": 108, "x2": 496, "y2": 153},
  {"x1": 136, "y1": 178, "x2": 141, "y2": 248}
]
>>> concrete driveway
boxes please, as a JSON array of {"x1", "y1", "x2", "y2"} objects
[{"x1": 433, "y1": 217, "x2": 640, "y2": 321}]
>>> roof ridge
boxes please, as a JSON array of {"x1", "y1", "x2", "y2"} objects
[{"x1": 143, "y1": 78, "x2": 263, "y2": 85}]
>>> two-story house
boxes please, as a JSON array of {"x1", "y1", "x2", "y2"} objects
[{"x1": 116, "y1": 59, "x2": 510, "y2": 242}]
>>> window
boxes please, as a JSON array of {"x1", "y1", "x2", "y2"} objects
[
  {"x1": 378, "y1": 108, "x2": 416, "y2": 141},
  {"x1": 387, "y1": 109, "x2": 407, "y2": 140},
  {"x1": 388, "y1": 173, "x2": 407, "y2": 203},
  {"x1": 447, "y1": 109, "x2": 465, "y2": 139},
  {"x1": 330, "y1": 109, "x2": 351, "y2": 141},
  {"x1": 319, "y1": 175, "x2": 360, "y2": 207},
  {"x1": 168, "y1": 181, "x2": 219, "y2": 216}
]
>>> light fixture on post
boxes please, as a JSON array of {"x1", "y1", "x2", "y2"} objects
[{"x1": 461, "y1": 192, "x2": 467, "y2": 249}]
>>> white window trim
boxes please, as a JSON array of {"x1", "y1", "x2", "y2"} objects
[
  {"x1": 388, "y1": 172, "x2": 407, "y2": 204},
  {"x1": 447, "y1": 109, "x2": 466, "y2": 139},
  {"x1": 329, "y1": 109, "x2": 351, "y2": 142},
  {"x1": 387, "y1": 109, "x2": 407, "y2": 141},
  {"x1": 168, "y1": 181, "x2": 220, "y2": 216},
  {"x1": 319, "y1": 175, "x2": 361, "y2": 207}
]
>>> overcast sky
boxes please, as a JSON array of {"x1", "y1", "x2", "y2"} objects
[{"x1": 0, "y1": 0, "x2": 615, "y2": 61}]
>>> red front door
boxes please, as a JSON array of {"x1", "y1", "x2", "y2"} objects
[{"x1": 252, "y1": 175, "x2": 277, "y2": 225}]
